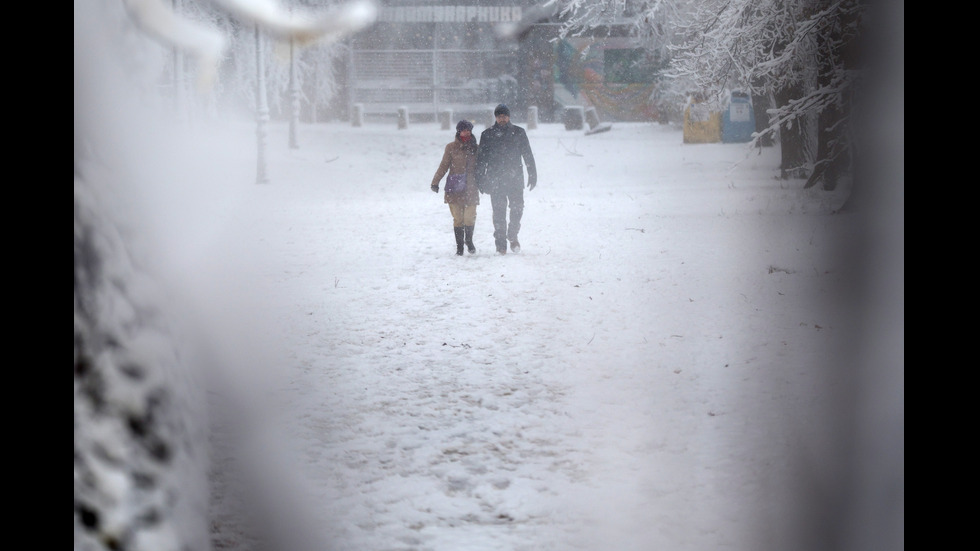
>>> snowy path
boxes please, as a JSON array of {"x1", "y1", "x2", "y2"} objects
[{"x1": 209, "y1": 122, "x2": 853, "y2": 551}]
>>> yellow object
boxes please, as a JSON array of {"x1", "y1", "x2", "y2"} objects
[{"x1": 683, "y1": 101, "x2": 722, "y2": 144}]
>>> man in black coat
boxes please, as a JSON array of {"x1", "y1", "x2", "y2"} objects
[{"x1": 475, "y1": 104, "x2": 537, "y2": 254}]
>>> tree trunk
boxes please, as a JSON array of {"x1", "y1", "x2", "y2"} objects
[
  {"x1": 806, "y1": 102, "x2": 847, "y2": 190},
  {"x1": 751, "y1": 93, "x2": 774, "y2": 147},
  {"x1": 775, "y1": 83, "x2": 808, "y2": 180},
  {"x1": 806, "y1": 6, "x2": 852, "y2": 192}
]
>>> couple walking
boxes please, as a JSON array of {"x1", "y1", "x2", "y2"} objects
[{"x1": 430, "y1": 104, "x2": 537, "y2": 256}]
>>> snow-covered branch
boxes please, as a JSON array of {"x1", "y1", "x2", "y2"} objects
[{"x1": 122, "y1": 0, "x2": 378, "y2": 93}]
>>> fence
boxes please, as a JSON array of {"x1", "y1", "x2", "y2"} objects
[{"x1": 349, "y1": 49, "x2": 519, "y2": 120}]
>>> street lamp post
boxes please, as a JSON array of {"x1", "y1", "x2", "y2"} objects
[
  {"x1": 172, "y1": 0, "x2": 185, "y2": 120},
  {"x1": 289, "y1": 37, "x2": 300, "y2": 149},
  {"x1": 255, "y1": 25, "x2": 270, "y2": 184}
]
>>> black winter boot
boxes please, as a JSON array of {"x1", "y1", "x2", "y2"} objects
[
  {"x1": 495, "y1": 238, "x2": 507, "y2": 255},
  {"x1": 463, "y1": 226, "x2": 476, "y2": 254},
  {"x1": 454, "y1": 227, "x2": 465, "y2": 256}
]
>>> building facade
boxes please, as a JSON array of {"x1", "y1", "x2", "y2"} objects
[{"x1": 343, "y1": 1, "x2": 661, "y2": 123}]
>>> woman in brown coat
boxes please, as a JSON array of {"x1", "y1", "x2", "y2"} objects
[{"x1": 431, "y1": 120, "x2": 480, "y2": 255}]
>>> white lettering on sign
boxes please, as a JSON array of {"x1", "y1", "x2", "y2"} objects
[{"x1": 378, "y1": 5, "x2": 522, "y2": 23}]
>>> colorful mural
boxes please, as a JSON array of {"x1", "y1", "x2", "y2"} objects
[{"x1": 554, "y1": 38, "x2": 661, "y2": 122}]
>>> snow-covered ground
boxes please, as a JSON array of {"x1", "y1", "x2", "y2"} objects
[{"x1": 129, "y1": 118, "x2": 900, "y2": 551}]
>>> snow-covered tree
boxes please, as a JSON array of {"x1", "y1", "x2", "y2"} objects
[
  {"x1": 668, "y1": 0, "x2": 865, "y2": 188},
  {"x1": 555, "y1": 0, "x2": 868, "y2": 191},
  {"x1": 75, "y1": 2, "x2": 377, "y2": 549},
  {"x1": 557, "y1": 0, "x2": 684, "y2": 65},
  {"x1": 554, "y1": 1, "x2": 696, "y2": 122},
  {"x1": 135, "y1": 0, "x2": 358, "y2": 123}
]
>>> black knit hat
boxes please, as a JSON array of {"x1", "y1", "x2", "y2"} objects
[
  {"x1": 456, "y1": 120, "x2": 473, "y2": 132},
  {"x1": 494, "y1": 104, "x2": 510, "y2": 117}
]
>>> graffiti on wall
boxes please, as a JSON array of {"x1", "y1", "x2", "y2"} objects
[{"x1": 554, "y1": 38, "x2": 661, "y2": 122}]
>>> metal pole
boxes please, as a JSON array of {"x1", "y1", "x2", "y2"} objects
[
  {"x1": 255, "y1": 25, "x2": 269, "y2": 184},
  {"x1": 289, "y1": 37, "x2": 300, "y2": 149},
  {"x1": 172, "y1": 0, "x2": 185, "y2": 120},
  {"x1": 348, "y1": 38, "x2": 355, "y2": 123},
  {"x1": 432, "y1": 20, "x2": 438, "y2": 119},
  {"x1": 311, "y1": 58, "x2": 318, "y2": 124}
]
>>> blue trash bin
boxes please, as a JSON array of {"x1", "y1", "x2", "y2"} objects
[{"x1": 722, "y1": 91, "x2": 755, "y2": 143}]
